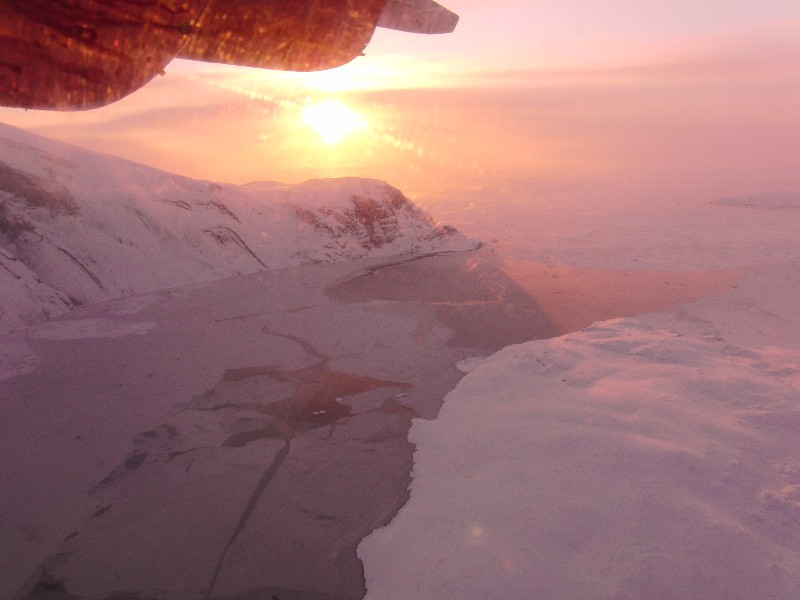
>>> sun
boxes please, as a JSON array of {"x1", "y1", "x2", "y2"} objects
[{"x1": 302, "y1": 99, "x2": 367, "y2": 144}]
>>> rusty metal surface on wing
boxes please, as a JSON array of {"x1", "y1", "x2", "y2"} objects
[
  {"x1": 179, "y1": 0, "x2": 389, "y2": 71},
  {"x1": 0, "y1": 0, "x2": 457, "y2": 111},
  {"x1": 0, "y1": 0, "x2": 387, "y2": 110},
  {"x1": 0, "y1": 0, "x2": 208, "y2": 110}
]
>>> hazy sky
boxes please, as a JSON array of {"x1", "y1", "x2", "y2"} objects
[{"x1": 1, "y1": 1, "x2": 798, "y2": 205}]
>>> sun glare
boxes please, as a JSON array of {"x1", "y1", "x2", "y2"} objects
[{"x1": 302, "y1": 99, "x2": 367, "y2": 144}]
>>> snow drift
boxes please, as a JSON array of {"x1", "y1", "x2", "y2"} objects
[
  {"x1": 361, "y1": 316, "x2": 800, "y2": 599},
  {"x1": 359, "y1": 188, "x2": 800, "y2": 599},
  {"x1": 0, "y1": 123, "x2": 475, "y2": 333}
]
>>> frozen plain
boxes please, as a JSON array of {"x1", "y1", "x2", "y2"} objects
[
  {"x1": 360, "y1": 192, "x2": 800, "y2": 599},
  {"x1": 0, "y1": 124, "x2": 480, "y2": 599},
  {"x1": 3, "y1": 123, "x2": 799, "y2": 599},
  {"x1": 4, "y1": 240, "x2": 735, "y2": 600}
]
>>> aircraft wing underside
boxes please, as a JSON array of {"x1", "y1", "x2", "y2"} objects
[{"x1": 0, "y1": 0, "x2": 457, "y2": 110}]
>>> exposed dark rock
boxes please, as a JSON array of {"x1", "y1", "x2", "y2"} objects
[{"x1": 0, "y1": 162, "x2": 78, "y2": 214}]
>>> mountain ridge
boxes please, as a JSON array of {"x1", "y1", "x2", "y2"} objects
[{"x1": 0, "y1": 122, "x2": 477, "y2": 333}]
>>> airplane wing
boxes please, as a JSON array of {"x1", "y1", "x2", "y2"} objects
[
  {"x1": 378, "y1": 0, "x2": 459, "y2": 34},
  {"x1": 0, "y1": 0, "x2": 458, "y2": 111},
  {"x1": 178, "y1": 0, "x2": 389, "y2": 71}
]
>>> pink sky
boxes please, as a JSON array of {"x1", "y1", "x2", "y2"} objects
[{"x1": 1, "y1": 1, "x2": 798, "y2": 205}]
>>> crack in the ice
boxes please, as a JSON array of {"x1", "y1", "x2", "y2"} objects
[
  {"x1": 259, "y1": 324, "x2": 327, "y2": 366},
  {"x1": 212, "y1": 304, "x2": 317, "y2": 322},
  {"x1": 204, "y1": 439, "x2": 291, "y2": 599},
  {"x1": 333, "y1": 248, "x2": 480, "y2": 288}
]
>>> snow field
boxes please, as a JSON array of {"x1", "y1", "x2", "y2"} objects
[{"x1": 360, "y1": 194, "x2": 800, "y2": 599}]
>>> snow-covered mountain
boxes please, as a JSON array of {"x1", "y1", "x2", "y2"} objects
[{"x1": 0, "y1": 123, "x2": 476, "y2": 333}]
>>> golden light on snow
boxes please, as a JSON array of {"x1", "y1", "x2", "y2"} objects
[{"x1": 302, "y1": 99, "x2": 367, "y2": 145}]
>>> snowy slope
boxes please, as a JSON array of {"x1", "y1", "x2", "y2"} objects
[
  {"x1": 0, "y1": 123, "x2": 475, "y2": 333},
  {"x1": 360, "y1": 195, "x2": 800, "y2": 598}
]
